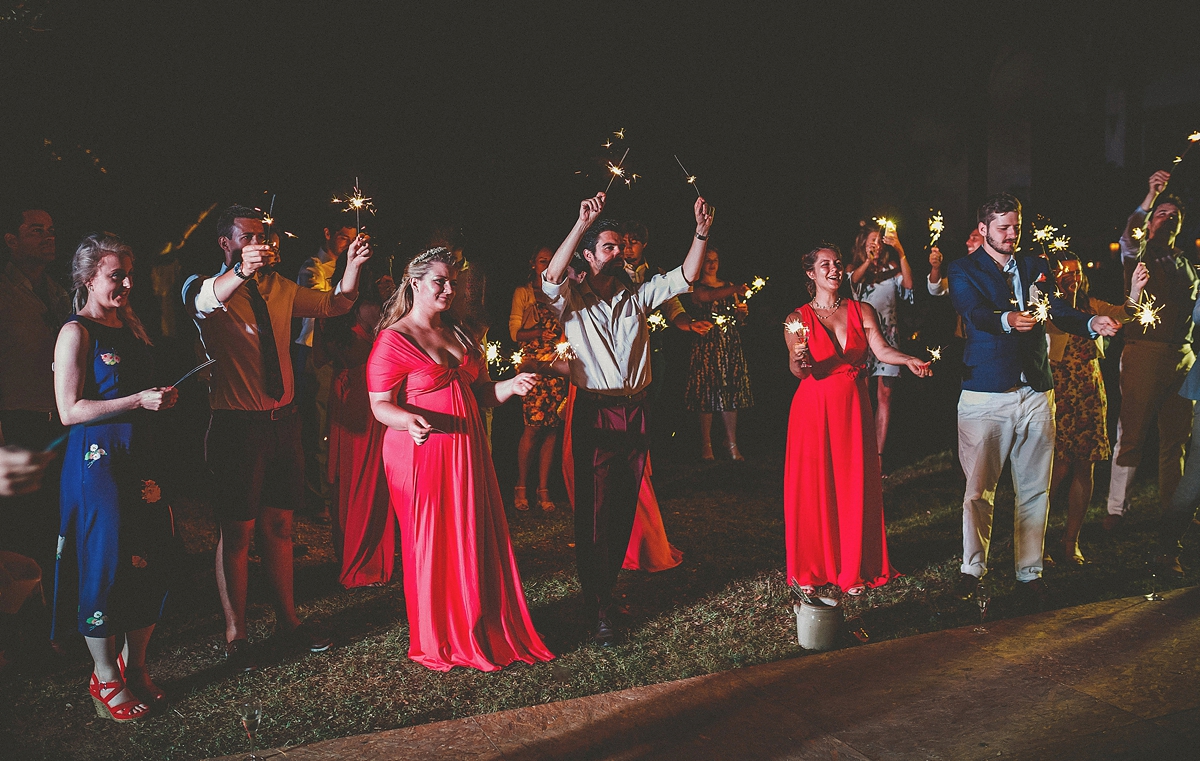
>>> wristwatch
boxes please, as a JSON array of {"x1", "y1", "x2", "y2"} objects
[{"x1": 232, "y1": 261, "x2": 252, "y2": 280}]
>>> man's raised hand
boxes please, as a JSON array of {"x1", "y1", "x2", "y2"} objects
[
  {"x1": 695, "y1": 197, "x2": 714, "y2": 237},
  {"x1": 579, "y1": 193, "x2": 606, "y2": 228}
]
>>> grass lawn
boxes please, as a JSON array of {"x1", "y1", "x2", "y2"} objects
[{"x1": 1, "y1": 449, "x2": 1193, "y2": 760}]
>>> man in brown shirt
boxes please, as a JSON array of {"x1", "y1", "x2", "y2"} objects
[
  {"x1": 183, "y1": 205, "x2": 372, "y2": 670},
  {"x1": 1106, "y1": 171, "x2": 1199, "y2": 528}
]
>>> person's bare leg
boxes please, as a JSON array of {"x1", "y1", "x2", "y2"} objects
[
  {"x1": 516, "y1": 425, "x2": 537, "y2": 491},
  {"x1": 538, "y1": 429, "x2": 557, "y2": 492},
  {"x1": 699, "y1": 413, "x2": 714, "y2": 459},
  {"x1": 875, "y1": 376, "x2": 894, "y2": 455},
  {"x1": 721, "y1": 410, "x2": 742, "y2": 460},
  {"x1": 85, "y1": 635, "x2": 139, "y2": 707},
  {"x1": 122, "y1": 624, "x2": 162, "y2": 698},
  {"x1": 215, "y1": 520, "x2": 255, "y2": 643},
  {"x1": 260, "y1": 506, "x2": 301, "y2": 631},
  {"x1": 1064, "y1": 461, "x2": 1094, "y2": 560}
]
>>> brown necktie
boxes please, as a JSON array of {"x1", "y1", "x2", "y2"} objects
[{"x1": 244, "y1": 277, "x2": 285, "y2": 400}]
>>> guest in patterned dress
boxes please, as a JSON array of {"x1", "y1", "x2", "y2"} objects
[
  {"x1": 1047, "y1": 254, "x2": 1147, "y2": 564},
  {"x1": 848, "y1": 221, "x2": 914, "y2": 457},
  {"x1": 683, "y1": 246, "x2": 753, "y2": 461},
  {"x1": 509, "y1": 248, "x2": 568, "y2": 510},
  {"x1": 52, "y1": 234, "x2": 178, "y2": 721}
]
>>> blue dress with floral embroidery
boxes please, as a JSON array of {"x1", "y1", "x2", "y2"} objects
[{"x1": 52, "y1": 316, "x2": 175, "y2": 639}]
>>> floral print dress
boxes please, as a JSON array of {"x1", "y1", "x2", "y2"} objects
[
  {"x1": 853, "y1": 272, "x2": 912, "y2": 378},
  {"x1": 1051, "y1": 334, "x2": 1111, "y2": 462},
  {"x1": 683, "y1": 292, "x2": 754, "y2": 412},
  {"x1": 521, "y1": 301, "x2": 568, "y2": 427}
]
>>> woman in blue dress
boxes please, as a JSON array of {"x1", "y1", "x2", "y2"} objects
[{"x1": 52, "y1": 233, "x2": 178, "y2": 722}]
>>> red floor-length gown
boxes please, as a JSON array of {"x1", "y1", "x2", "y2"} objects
[
  {"x1": 784, "y1": 300, "x2": 898, "y2": 591},
  {"x1": 561, "y1": 385, "x2": 683, "y2": 572},
  {"x1": 367, "y1": 329, "x2": 554, "y2": 671},
  {"x1": 328, "y1": 323, "x2": 395, "y2": 589}
]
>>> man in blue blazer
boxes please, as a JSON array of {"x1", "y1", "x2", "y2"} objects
[{"x1": 949, "y1": 192, "x2": 1121, "y2": 604}]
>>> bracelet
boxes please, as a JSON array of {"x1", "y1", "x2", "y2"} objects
[
  {"x1": 232, "y1": 261, "x2": 252, "y2": 280},
  {"x1": 695, "y1": 233, "x2": 709, "y2": 241}
]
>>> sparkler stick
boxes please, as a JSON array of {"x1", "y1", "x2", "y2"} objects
[
  {"x1": 262, "y1": 194, "x2": 276, "y2": 240},
  {"x1": 172, "y1": 358, "x2": 216, "y2": 387},
  {"x1": 673, "y1": 154, "x2": 702, "y2": 197},
  {"x1": 604, "y1": 148, "x2": 630, "y2": 194}
]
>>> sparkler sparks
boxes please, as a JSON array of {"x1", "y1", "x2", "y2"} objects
[
  {"x1": 1132, "y1": 227, "x2": 1146, "y2": 241},
  {"x1": 601, "y1": 139, "x2": 613, "y2": 149},
  {"x1": 604, "y1": 148, "x2": 630, "y2": 194},
  {"x1": 647, "y1": 312, "x2": 669, "y2": 332},
  {"x1": 510, "y1": 350, "x2": 525, "y2": 369},
  {"x1": 1049, "y1": 236, "x2": 1070, "y2": 252},
  {"x1": 1027, "y1": 289, "x2": 1052, "y2": 323},
  {"x1": 613, "y1": 128, "x2": 625, "y2": 140},
  {"x1": 872, "y1": 216, "x2": 896, "y2": 234},
  {"x1": 673, "y1": 154, "x2": 702, "y2": 197},
  {"x1": 928, "y1": 211, "x2": 944, "y2": 247},
  {"x1": 744, "y1": 276, "x2": 769, "y2": 299},
  {"x1": 485, "y1": 341, "x2": 503, "y2": 371},
  {"x1": 1032, "y1": 224, "x2": 1058, "y2": 242},
  {"x1": 1130, "y1": 293, "x2": 1164, "y2": 333},
  {"x1": 555, "y1": 341, "x2": 576, "y2": 360},
  {"x1": 332, "y1": 177, "x2": 376, "y2": 229},
  {"x1": 712, "y1": 314, "x2": 730, "y2": 329},
  {"x1": 927, "y1": 346, "x2": 943, "y2": 363},
  {"x1": 784, "y1": 318, "x2": 808, "y2": 336},
  {"x1": 1189, "y1": 131, "x2": 1200, "y2": 143}
]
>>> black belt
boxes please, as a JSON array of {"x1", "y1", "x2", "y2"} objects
[
  {"x1": 577, "y1": 389, "x2": 649, "y2": 406},
  {"x1": 213, "y1": 403, "x2": 298, "y2": 421}
]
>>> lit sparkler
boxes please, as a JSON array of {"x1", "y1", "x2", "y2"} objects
[
  {"x1": 673, "y1": 154, "x2": 702, "y2": 197},
  {"x1": 744, "y1": 276, "x2": 769, "y2": 300},
  {"x1": 1190, "y1": 131, "x2": 1200, "y2": 143},
  {"x1": 1027, "y1": 286, "x2": 1051, "y2": 323},
  {"x1": 647, "y1": 312, "x2": 668, "y2": 332},
  {"x1": 604, "y1": 147, "x2": 630, "y2": 194},
  {"x1": 510, "y1": 350, "x2": 525, "y2": 369},
  {"x1": 332, "y1": 176, "x2": 376, "y2": 230},
  {"x1": 261, "y1": 193, "x2": 276, "y2": 240},
  {"x1": 485, "y1": 341, "x2": 504, "y2": 373},
  {"x1": 1049, "y1": 236, "x2": 1070, "y2": 252},
  {"x1": 927, "y1": 346, "x2": 943, "y2": 363},
  {"x1": 1132, "y1": 227, "x2": 1146, "y2": 241},
  {"x1": 872, "y1": 216, "x2": 897, "y2": 236},
  {"x1": 712, "y1": 314, "x2": 730, "y2": 329},
  {"x1": 785, "y1": 318, "x2": 812, "y2": 368},
  {"x1": 555, "y1": 341, "x2": 576, "y2": 360},
  {"x1": 1130, "y1": 293, "x2": 1164, "y2": 333},
  {"x1": 928, "y1": 211, "x2": 944, "y2": 247},
  {"x1": 1032, "y1": 224, "x2": 1058, "y2": 242}
]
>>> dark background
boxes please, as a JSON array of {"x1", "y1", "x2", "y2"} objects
[{"x1": 4, "y1": 1, "x2": 1200, "y2": 479}]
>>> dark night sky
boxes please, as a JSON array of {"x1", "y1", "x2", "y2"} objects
[{"x1": 4, "y1": 2, "x2": 1200, "y2": 309}]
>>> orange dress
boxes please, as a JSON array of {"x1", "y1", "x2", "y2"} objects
[
  {"x1": 561, "y1": 385, "x2": 683, "y2": 572},
  {"x1": 367, "y1": 329, "x2": 553, "y2": 671},
  {"x1": 783, "y1": 301, "x2": 898, "y2": 591}
]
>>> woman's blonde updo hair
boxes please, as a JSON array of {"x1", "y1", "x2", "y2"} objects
[
  {"x1": 71, "y1": 232, "x2": 151, "y2": 345},
  {"x1": 376, "y1": 247, "x2": 461, "y2": 333}
]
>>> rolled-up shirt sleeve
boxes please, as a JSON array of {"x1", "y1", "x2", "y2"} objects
[
  {"x1": 1120, "y1": 207, "x2": 1148, "y2": 262},
  {"x1": 541, "y1": 274, "x2": 570, "y2": 320},
  {"x1": 927, "y1": 277, "x2": 949, "y2": 297},
  {"x1": 638, "y1": 266, "x2": 690, "y2": 311},
  {"x1": 184, "y1": 274, "x2": 225, "y2": 318}
]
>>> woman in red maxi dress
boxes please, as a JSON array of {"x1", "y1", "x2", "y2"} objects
[
  {"x1": 367, "y1": 247, "x2": 553, "y2": 672},
  {"x1": 783, "y1": 245, "x2": 931, "y2": 595},
  {"x1": 322, "y1": 269, "x2": 396, "y2": 588}
]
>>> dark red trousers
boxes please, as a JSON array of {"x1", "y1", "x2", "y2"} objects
[{"x1": 570, "y1": 391, "x2": 648, "y2": 617}]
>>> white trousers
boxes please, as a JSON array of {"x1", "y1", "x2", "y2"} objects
[{"x1": 958, "y1": 387, "x2": 1054, "y2": 583}]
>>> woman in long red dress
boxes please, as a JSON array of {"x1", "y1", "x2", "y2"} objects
[
  {"x1": 783, "y1": 245, "x2": 930, "y2": 595},
  {"x1": 367, "y1": 247, "x2": 553, "y2": 672},
  {"x1": 322, "y1": 268, "x2": 396, "y2": 588}
]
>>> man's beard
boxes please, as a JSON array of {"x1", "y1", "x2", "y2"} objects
[
  {"x1": 599, "y1": 258, "x2": 625, "y2": 277},
  {"x1": 986, "y1": 231, "x2": 1016, "y2": 254}
]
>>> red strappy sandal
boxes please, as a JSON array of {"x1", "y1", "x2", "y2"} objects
[
  {"x1": 118, "y1": 653, "x2": 166, "y2": 703},
  {"x1": 90, "y1": 672, "x2": 151, "y2": 722}
]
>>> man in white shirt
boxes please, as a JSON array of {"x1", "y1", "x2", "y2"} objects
[{"x1": 542, "y1": 192, "x2": 712, "y2": 645}]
